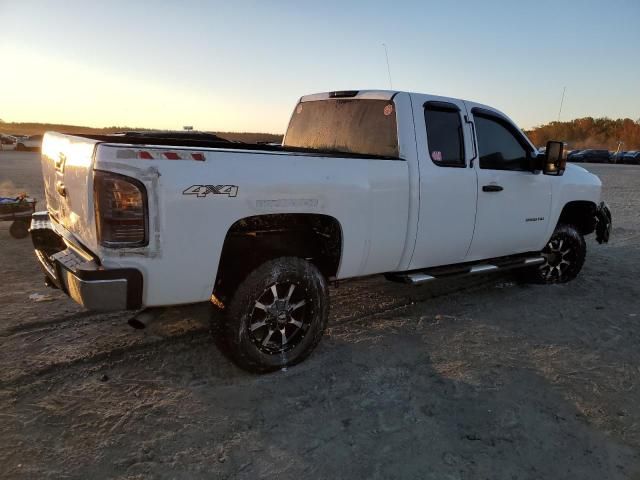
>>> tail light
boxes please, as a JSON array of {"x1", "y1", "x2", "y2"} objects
[{"x1": 94, "y1": 171, "x2": 148, "y2": 247}]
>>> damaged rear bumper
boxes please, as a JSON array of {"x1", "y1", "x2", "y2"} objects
[{"x1": 30, "y1": 212, "x2": 143, "y2": 311}]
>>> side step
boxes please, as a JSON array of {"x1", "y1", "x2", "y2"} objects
[{"x1": 388, "y1": 255, "x2": 545, "y2": 285}]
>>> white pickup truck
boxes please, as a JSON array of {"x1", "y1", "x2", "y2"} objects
[{"x1": 31, "y1": 90, "x2": 611, "y2": 372}]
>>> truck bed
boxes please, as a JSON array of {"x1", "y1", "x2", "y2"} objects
[{"x1": 75, "y1": 133, "x2": 398, "y2": 160}]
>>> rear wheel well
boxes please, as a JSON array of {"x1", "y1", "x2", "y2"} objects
[
  {"x1": 557, "y1": 201, "x2": 597, "y2": 235},
  {"x1": 214, "y1": 214, "x2": 342, "y2": 300}
]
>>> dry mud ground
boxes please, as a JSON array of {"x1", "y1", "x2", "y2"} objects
[{"x1": 1, "y1": 151, "x2": 639, "y2": 479}]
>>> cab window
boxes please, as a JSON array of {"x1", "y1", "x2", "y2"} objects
[
  {"x1": 284, "y1": 99, "x2": 399, "y2": 158},
  {"x1": 474, "y1": 114, "x2": 531, "y2": 171}
]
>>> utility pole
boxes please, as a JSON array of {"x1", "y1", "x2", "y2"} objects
[
  {"x1": 557, "y1": 86, "x2": 566, "y2": 122},
  {"x1": 382, "y1": 43, "x2": 393, "y2": 89}
]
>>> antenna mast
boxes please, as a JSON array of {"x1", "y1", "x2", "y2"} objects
[
  {"x1": 382, "y1": 43, "x2": 393, "y2": 89},
  {"x1": 557, "y1": 86, "x2": 566, "y2": 122}
]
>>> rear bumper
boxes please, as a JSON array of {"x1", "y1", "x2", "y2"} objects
[{"x1": 30, "y1": 212, "x2": 143, "y2": 311}]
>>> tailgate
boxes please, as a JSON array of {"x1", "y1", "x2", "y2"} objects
[{"x1": 41, "y1": 132, "x2": 100, "y2": 250}]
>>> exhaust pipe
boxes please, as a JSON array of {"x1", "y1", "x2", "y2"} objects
[{"x1": 128, "y1": 308, "x2": 164, "y2": 329}]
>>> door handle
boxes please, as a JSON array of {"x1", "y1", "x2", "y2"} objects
[{"x1": 482, "y1": 185, "x2": 503, "y2": 192}]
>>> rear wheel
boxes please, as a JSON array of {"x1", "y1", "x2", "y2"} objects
[
  {"x1": 223, "y1": 257, "x2": 329, "y2": 373},
  {"x1": 528, "y1": 224, "x2": 586, "y2": 284}
]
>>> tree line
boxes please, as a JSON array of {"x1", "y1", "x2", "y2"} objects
[
  {"x1": 0, "y1": 122, "x2": 282, "y2": 144},
  {"x1": 526, "y1": 117, "x2": 640, "y2": 151},
  {"x1": 3, "y1": 117, "x2": 640, "y2": 151}
]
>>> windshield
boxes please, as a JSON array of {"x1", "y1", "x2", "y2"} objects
[{"x1": 284, "y1": 99, "x2": 399, "y2": 158}]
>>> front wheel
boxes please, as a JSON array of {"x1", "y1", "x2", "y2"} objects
[
  {"x1": 528, "y1": 224, "x2": 586, "y2": 284},
  {"x1": 223, "y1": 257, "x2": 329, "y2": 373}
]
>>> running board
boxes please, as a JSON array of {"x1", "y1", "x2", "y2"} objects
[{"x1": 388, "y1": 256, "x2": 545, "y2": 285}]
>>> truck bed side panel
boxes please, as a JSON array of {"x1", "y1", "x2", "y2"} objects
[{"x1": 93, "y1": 146, "x2": 410, "y2": 306}]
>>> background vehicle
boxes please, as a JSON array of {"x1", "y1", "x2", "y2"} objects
[
  {"x1": 610, "y1": 151, "x2": 626, "y2": 164},
  {"x1": 566, "y1": 149, "x2": 583, "y2": 162},
  {"x1": 0, "y1": 195, "x2": 37, "y2": 238},
  {"x1": 30, "y1": 90, "x2": 612, "y2": 372},
  {"x1": 0, "y1": 135, "x2": 17, "y2": 150},
  {"x1": 569, "y1": 149, "x2": 611, "y2": 163},
  {"x1": 16, "y1": 134, "x2": 43, "y2": 151},
  {"x1": 623, "y1": 151, "x2": 640, "y2": 164}
]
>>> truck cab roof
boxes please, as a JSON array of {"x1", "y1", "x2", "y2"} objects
[
  {"x1": 299, "y1": 89, "x2": 501, "y2": 114},
  {"x1": 299, "y1": 89, "x2": 510, "y2": 123}
]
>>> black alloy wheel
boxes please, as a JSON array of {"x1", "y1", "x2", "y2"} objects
[
  {"x1": 248, "y1": 281, "x2": 311, "y2": 355},
  {"x1": 223, "y1": 256, "x2": 329, "y2": 373},
  {"x1": 533, "y1": 224, "x2": 586, "y2": 284}
]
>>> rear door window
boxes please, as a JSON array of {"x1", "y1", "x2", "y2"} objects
[
  {"x1": 284, "y1": 99, "x2": 399, "y2": 158},
  {"x1": 424, "y1": 104, "x2": 465, "y2": 167}
]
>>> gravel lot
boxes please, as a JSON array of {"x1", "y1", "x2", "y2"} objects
[{"x1": 1, "y1": 151, "x2": 639, "y2": 479}]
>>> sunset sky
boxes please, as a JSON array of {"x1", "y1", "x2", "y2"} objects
[{"x1": 1, "y1": 0, "x2": 638, "y2": 133}]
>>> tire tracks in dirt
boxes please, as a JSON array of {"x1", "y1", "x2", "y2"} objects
[
  {"x1": 0, "y1": 311, "x2": 118, "y2": 337},
  {"x1": 1, "y1": 273, "x2": 504, "y2": 391}
]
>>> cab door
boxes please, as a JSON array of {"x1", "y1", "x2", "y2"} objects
[
  {"x1": 466, "y1": 106, "x2": 552, "y2": 261},
  {"x1": 407, "y1": 95, "x2": 478, "y2": 270}
]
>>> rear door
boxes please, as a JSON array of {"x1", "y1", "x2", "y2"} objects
[
  {"x1": 408, "y1": 95, "x2": 478, "y2": 269},
  {"x1": 466, "y1": 106, "x2": 552, "y2": 261}
]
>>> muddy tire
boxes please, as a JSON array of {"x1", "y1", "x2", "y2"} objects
[
  {"x1": 527, "y1": 224, "x2": 586, "y2": 284},
  {"x1": 224, "y1": 257, "x2": 329, "y2": 373},
  {"x1": 9, "y1": 219, "x2": 30, "y2": 239}
]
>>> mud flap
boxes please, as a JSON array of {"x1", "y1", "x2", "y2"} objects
[{"x1": 595, "y1": 201, "x2": 612, "y2": 244}]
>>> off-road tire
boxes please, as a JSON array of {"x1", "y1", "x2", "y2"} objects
[
  {"x1": 224, "y1": 256, "x2": 329, "y2": 373},
  {"x1": 527, "y1": 224, "x2": 586, "y2": 284}
]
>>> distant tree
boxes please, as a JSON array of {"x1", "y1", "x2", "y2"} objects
[{"x1": 526, "y1": 117, "x2": 640, "y2": 150}]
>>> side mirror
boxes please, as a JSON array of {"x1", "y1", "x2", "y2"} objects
[{"x1": 543, "y1": 140, "x2": 566, "y2": 176}]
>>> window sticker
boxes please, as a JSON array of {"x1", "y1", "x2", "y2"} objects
[
  {"x1": 431, "y1": 151, "x2": 443, "y2": 161},
  {"x1": 383, "y1": 104, "x2": 394, "y2": 116}
]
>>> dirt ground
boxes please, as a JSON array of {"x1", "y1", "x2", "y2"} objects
[{"x1": 1, "y1": 151, "x2": 639, "y2": 479}]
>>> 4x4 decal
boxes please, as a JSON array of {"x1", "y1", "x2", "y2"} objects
[{"x1": 183, "y1": 185, "x2": 238, "y2": 198}]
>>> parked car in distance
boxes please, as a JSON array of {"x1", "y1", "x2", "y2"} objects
[
  {"x1": 0, "y1": 135, "x2": 17, "y2": 150},
  {"x1": 623, "y1": 151, "x2": 640, "y2": 165},
  {"x1": 569, "y1": 149, "x2": 611, "y2": 164},
  {"x1": 16, "y1": 135, "x2": 43, "y2": 151},
  {"x1": 567, "y1": 150, "x2": 583, "y2": 162},
  {"x1": 610, "y1": 151, "x2": 626, "y2": 164}
]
